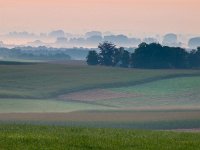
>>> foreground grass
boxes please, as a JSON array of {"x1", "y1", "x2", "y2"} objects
[{"x1": 0, "y1": 125, "x2": 200, "y2": 150}]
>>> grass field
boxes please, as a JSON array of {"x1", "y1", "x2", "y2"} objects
[
  {"x1": 0, "y1": 62, "x2": 199, "y2": 99},
  {"x1": 95, "y1": 76, "x2": 200, "y2": 108},
  {"x1": 0, "y1": 125, "x2": 200, "y2": 150},
  {"x1": 0, "y1": 61, "x2": 200, "y2": 129},
  {"x1": 0, "y1": 62, "x2": 199, "y2": 114},
  {"x1": 0, "y1": 99, "x2": 109, "y2": 113}
]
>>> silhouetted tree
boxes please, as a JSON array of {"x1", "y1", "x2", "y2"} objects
[
  {"x1": 189, "y1": 47, "x2": 200, "y2": 68},
  {"x1": 131, "y1": 43, "x2": 189, "y2": 69},
  {"x1": 197, "y1": 47, "x2": 200, "y2": 68},
  {"x1": 98, "y1": 42, "x2": 116, "y2": 66},
  {"x1": 121, "y1": 50, "x2": 130, "y2": 68},
  {"x1": 113, "y1": 47, "x2": 123, "y2": 66},
  {"x1": 86, "y1": 50, "x2": 99, "y2": 65}
]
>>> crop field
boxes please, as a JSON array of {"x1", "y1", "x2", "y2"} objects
[
  {"x1": 0, "y1": 61, "x2": 200, "y2": 130},
  {"x1": 94, "y1": 76, "x2": 200, "y2": 109},
  {"x1": 0, "y1": 125, "x2": 200, "y2": 150},
  {"x1": 0, "y1": 62, "x2": 200, "y2": 99}
]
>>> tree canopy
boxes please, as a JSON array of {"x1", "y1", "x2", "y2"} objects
[{"x1": 86, "y1": 50, "x2": 99, "y2": 65}]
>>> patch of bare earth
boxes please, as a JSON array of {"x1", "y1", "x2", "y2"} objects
[{"x1": 59, "y1": 89, "x2": 139, "y2": 102}]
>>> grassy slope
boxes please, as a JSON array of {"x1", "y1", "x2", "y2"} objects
[
  {"x1": 0, "y1": 63, "x2": 200, "y2": 99},
  {"x1": 0, "y1": 63, "x2": 200, "y2": 113},
  {"x1": 96, "y1": 76, "x2": 200, "y2": 108},
  {"x1": 0, "y1": 125, "x2": 200, "y2": 150}
]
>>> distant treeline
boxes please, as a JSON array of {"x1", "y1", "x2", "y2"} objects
[
  {"x1": 86, "y1": 42, "x2": 200, "y2": 69},
  {"x1": 0, "y1": 46, "x2": 90, "y2": 60},
  {"x1": 0, "y1": 47, "x2": 70, "y2": 60}
]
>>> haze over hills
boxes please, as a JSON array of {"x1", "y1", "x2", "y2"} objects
[{"x1": 0, "y1": 30, "x2": 199, "y2": 49}]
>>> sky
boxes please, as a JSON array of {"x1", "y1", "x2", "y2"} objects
[{"x1": 0, "y1": 0, "x2": 199, "y2": 35}]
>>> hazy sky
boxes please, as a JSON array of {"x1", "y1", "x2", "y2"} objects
[{"x1": 0, "y1": 0, "x2": 199, "y2": 35}]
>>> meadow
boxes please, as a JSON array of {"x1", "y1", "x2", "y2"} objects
[{"x1": 0, "y1": 124, "x2": 200, "y2": 150}]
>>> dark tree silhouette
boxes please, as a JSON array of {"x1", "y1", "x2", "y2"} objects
[
  {"x1": 189, "y1": 47, "x2": 200, "y2": 68},
  {"x1": 121, "y1": 50, "x2": 130, "y2": 68},
  {"x1": 86, "y1": 50, "x2": 99, "y2": 65},
  {"x1": 131, "y1": 43, "x2": 188, "y2": 69},
  {"x1": 113, "y1": 47, "x2": 123, "y2": 66},
  {"x1": 197, "y1": 47, "x2": 200, "y2": 68},
  {"x1": 98, "y1": 42, "x2": 116, "y2": 66}
]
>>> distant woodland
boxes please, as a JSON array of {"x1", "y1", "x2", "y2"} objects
[{"x1": 0, "y1": 47, "x2": 90, "y2": 60}]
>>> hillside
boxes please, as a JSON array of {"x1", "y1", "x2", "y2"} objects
[
  {"x1": 0, "y1": 61, "x2": 200, "y2": 129},
  {"x1": 0, "y1": 62, "x2": 199, "y2": 99}
]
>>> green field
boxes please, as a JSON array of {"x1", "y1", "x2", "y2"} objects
[
  {"x1": 96, "y1": 76, "x2": 200, "y2": 108},
  {"x1": 0, "y1": 99, "x2": 109, "y2": 113},
  {"x1": 0, "y1": 62, "x2": 200, "y2": 113},
  {"x1": 1, "y1": 61, "x2": 200, "y2": 149},
  {"x1": 0, "y1": 125, "x2": 200, "y2": 150},
  {"x1": 0, "y1": 63, "x2": 199, "y2": 99}
]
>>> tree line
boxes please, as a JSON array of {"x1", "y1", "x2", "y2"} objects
[{"x1": 86, "y1": 42, "x2": 200, "y2": 69}]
